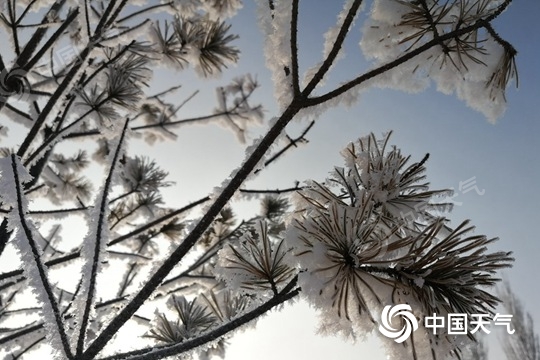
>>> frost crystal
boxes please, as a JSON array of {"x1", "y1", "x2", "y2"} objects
[
  {"x1": 360, "y1": 0, "x2": 517, "y2": 121},
  {"x1": 216, "y1": 220, "x2": 295, "y2": 295}
]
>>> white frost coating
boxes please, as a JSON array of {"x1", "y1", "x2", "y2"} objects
[
  {"x1": 295, "y1": 80, "x2": 364, "y2": 121},
  {"x1": 14, "y1": 0, "x2": 57, "y2": 12},
  {"x1": 25, "y1": 69, "x2": 98, "y2": 170},
  {"x1": 324, "y1": 0, "x2": 358, "y2": 59},
  {"x1": 242, "y1": 116, "x2": 283, "y2": 176},
  {"x1": 284, "y1": 131, "x2": 484, "y2": 359},
  {"x1": 301, "y1": 62, "x2": 325, "y2": 90},
  {"x1": 168, "y1": 0, "x2": 200, "y2": 17},
  {"x1": 0, "y1": 156, "x2": 32, "y2": 210},
  {"x1": 255, "y1": 0, "x2": 293, "y2": 111},
  {"x1": 202, "y1": 0, "x2": 243, "y2": 20},
  {"x1": 164, "y1": 0, "x2": 243, "y2": 19},
  {"x1": 70, "y1": 129, "x2": 128, "y2": 348},
  {"x1": 360, "y1": 0, "x2": 512, "y2": 121},
  {"x1": 295, "y1": 251, "x2": 394, "y2": 341},
  {"x1": 41, "y1": 165, "x2": 93, "y2": 205},
  {"x1": 301, "y1": 0, "x2": 361, "y2": 90},
  {"x1": 0, "y1": 157, "x2": 67, "y2": 358},
  {"x1": 214, "y1": 245, "x2": 255, "y2": 296},
  {"x1": 370, "y1": 0, "x2": 411, "y2": 26}
]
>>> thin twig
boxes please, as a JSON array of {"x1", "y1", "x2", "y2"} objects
[
  {"x1": 255, "y1": 120, "x2": 315, "y2": 174},
  {"x1": 239, "y1": 186, "x2": 302, "y2": 195},
  {"x1": 117, "y1": 2, "x2": 173, "y2": 24}
]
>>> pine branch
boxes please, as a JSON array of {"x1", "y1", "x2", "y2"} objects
[
  {"x1": 15, "y1": 0, "x2": 40, "y2": 26},
  {"x1": 76, "y1": 119, "x2": 130, "y2": 355},
  {"x1": 9, "y1": 154, "x2": 73, "y2": 358},
  {"x1": 5, "y1": 103, "x2": 34, "y2": 124},
  {"x1": 117, "y1": 263, "x2": 139, "y2": 298},
  {"x1": 306, "y1": 0, "x2": 514, "y2": 107},
  {"x1": 11, "y1": 335, "x2": 45, "y2": 359},
  {"x1": 84, "y1": 0, "x2": 91, "y2": 40},
  {"x1": 0, "y1": 1, "x2": 518, "y2": 358},
  {"x1": 159, "y1": 217, "x2": 256, "y2": 290},
  {"x1": 98, "y1": 276, "x2": 299, "y2": 360},
  {"x1": 0, "y1": 295, "x2": 129, "y2": 347},
  {"x1": 78, "y1": 1, "x2": 450, "y2": 352},
  {"x1": 103, "y1": 19, "x2": 152, "y2": 43},
  {"x1": 103, "y1": 0, "x2": 129, "y2": 31},
  {"x1": 108, "y1": 196, "x2": 210, "y2": 246},
  {"x1": 92, "y1": 0, "x2": 119, "y2": 40},
  {"x1": 6, "y1": 0, "x2": 21, "y2": 56},
  {"x1": 24, "y1": 41, "x2": 137, "y2": 171},
  {"x1": 17, "y1": 0, "x2": 133, "y2": 160},
  {"x1": 17, "y1": 45, "x2": 92, "y2": 159},
  {"x1": 62, "y1": 83, "x2": 255, "y2": 140},
  {"x1": 302, "y1": 0, "x2": 363, "y2": 95},
  {"x1": 0, "y1": 323, "x2": 43, "y2": 346}
]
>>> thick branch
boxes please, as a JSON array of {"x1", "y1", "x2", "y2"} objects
[
  {"x1": 10, "y1": 154, "x2": 73, "y2": 359},
  {"x1": 302, "y1": 0, "x2": 363, "y2": 95},
  {"x1": 17, "y1": 45, "x2": 92, "y2": 158}
]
